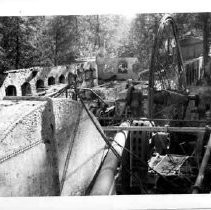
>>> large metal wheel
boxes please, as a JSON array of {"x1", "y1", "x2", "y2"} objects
[{"x1": 148, "y1": 14, "x2": 187, "y2": 120}]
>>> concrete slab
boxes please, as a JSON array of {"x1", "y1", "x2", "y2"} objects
[{"x1": 0, "y1": 98, "x2": 106, "y2": 196}]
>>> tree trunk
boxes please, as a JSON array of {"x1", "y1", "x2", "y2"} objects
[
  {"x1": 96, "y1": 15, "x2": 101, "y2": 48},
  {"x1": 54, "y1": 31, "x2": 58, "y2": 66},
  {"x1": 202, "y1": 13, "x2": 210, "y2": 80},
  {"x1": 75, "y1": 16, "x2": 79, "y2": 42},
  {"x1": 15, "y1": 18, "x2": 20, "y2": 69}
]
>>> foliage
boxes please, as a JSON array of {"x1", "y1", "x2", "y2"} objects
[
  {"x1": 0, "y1": 13, "x2": 210, "y2": 82},
  {"x1": 75, "y1": 15, "x2": 131, "y2": 58},
  {"x1": 118, "y1": 13, "x2": 163, "y2": 70},
  {"x1": 0, "y1": 16, "x2": 42, "y2": 71},
  {"x1": 44, "y1": 16, "x2": 79, "y2": 65}
]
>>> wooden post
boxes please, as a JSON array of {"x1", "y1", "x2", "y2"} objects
[{"x1": 193, "y1": 134, "x2": 211, "y2": 193}]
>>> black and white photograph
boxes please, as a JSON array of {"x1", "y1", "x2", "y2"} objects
[{"x1": 0, "y1": 0, "x2": 211, "y2": 209}]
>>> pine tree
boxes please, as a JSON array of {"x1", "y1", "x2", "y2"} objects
[
  {"x1": 0, "y1": 16, "x2": 45, "y2": 71},
  {"x1": 45, "y1": 15, "x2": 78, "y2": 66}
]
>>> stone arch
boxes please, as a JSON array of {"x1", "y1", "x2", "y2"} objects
[
  {"x1": 5, "y1": 85, "x2": 17, "y2": 96},
  {"x1": 68, "y1": 73, "x2": 75, "y2": 85},
  {"x1": 21, "y1": 82, "x2": 32, "y2": 96},
  {"x1": 48, "y1": 77, "x2": 55, "y2": 86},
  {"x1": 36, "y1": 79, "x2": 44, "y2": 92},
  {"x1": 32, "y1": 70, "x2": 38, "y2": 78},
  {"x1": 59, "y1": 74, "x2": 65, "y2": 84}
]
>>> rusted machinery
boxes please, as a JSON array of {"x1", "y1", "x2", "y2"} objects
[
  {"x1": 95, "y1": 15, "x2": 211, "y2": 194},
  {"x1": 40, "y1": 14, "x2": 211, "y2": 195}
]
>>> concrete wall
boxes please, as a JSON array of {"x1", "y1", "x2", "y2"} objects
[
  {"x1": 0, "y1": 99, "x2": 60, "y2": 196},
  {"x1": 52, "y1": 98, "x2": 106, "y2": 195},
  {"x1": 0, "y1": 66, "x2": 73, "y2": 99},
  {"x1": 0, "y1": 98, "x2": 106, "y2": 196},
  {"x1": 0, "y1": 61, "x2": 98, "y2": 99},
  {"x1": 60, "y1": 107, "x2": 106, "y2": 195},
  {"x1": 96, "y1": 57, "x2": 141, "y2": 80}
]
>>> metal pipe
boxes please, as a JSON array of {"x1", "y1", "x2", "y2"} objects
[
  {"x1": 98, "y1": 117, "x2": 210, "y2": 124},
  {"x1": 192, "y1": 134, "x2": 211, "y2": 193},
  {"x1": 90, "y1": 121, "x2": 130, "y2": 195},
  {"x1": 102, "y1": 126, "x2": 210, "y2": 133}
]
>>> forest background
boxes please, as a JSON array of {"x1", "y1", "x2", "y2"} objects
[{"x1": 0, "y1": 13, "x2": 210, "y2": 74}]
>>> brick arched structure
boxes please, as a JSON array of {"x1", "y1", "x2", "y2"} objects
[
  {"x1": 59, "y1": 75, "x2": 65, "y2": 84},
  {"x1": 21, "y1": 82, "x2": 32, "y2": 96},
  {"x1": 5, "y1": 85, "x2": 17, "y2": 96},
  {"x1": 36, "y1": 79, "x2": 45, "y2": 92},
  {"x1": 48, "y1": 77, "x2": 55, "y2": 86}
]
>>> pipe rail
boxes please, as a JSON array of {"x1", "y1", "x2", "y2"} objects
[
  {"x1": 98, "y1": 117, "x2": 211, "y2": 124},
  {"x1": 102, "y1": 126, "x2": 211, "y2": 133}
]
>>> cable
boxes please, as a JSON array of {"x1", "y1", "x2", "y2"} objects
[
  {"x1": 76, "y1": 86, "x2": 183, "y2": 191},
  {"x1": 78, "y1": 93, "x2": 122, "y2": 160},
  {"x1": 78, "y1": 92, "x2": 150, "y2": 193}
]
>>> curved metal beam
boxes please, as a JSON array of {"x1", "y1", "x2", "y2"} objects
[{"x1": 148, "y1": 14, "x2": 186, "y2": 118}]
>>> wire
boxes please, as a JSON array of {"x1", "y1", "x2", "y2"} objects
[
  {"x1": 78, "y1": 92, "x2": 151, "y2": 193},
  {"x1": 76, "y1": 84, "x2": 183, "y2": 191},
  {"x1": 78, "y1": 93, "x2": 122, "y2": 160}
]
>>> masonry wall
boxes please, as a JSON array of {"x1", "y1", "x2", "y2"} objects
[
  {"x1": 96, "y1": 57, "x2": 140, "y2": 80},
  {"x1": 0, "y1": 99, "x2": 60, "y2": 196},
  {"x1": 0, "y1": 62, "x2": 98, "y2": 99},
  {"x1": 52, "y1": 98, "x2": 106, "y2": 195},
  {"x1": 60, "y1": 107, "x2": 106, "y2": 195},
  {"x1": 0, "y1": 98, "x2": 106, "y2": 196}
]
